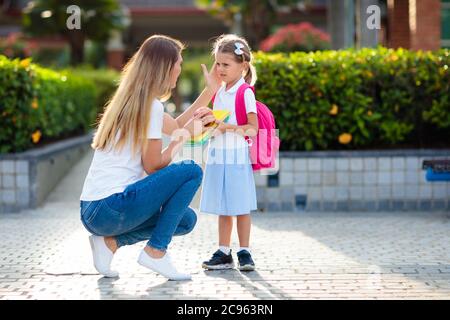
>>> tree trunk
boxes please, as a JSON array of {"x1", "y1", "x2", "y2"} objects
[
  {"x1": 66, "y1": 30, "x2": 85, "y2": 66},
  {"x1": 244, "y1": 0, "x2": 274, "y2": 49}
]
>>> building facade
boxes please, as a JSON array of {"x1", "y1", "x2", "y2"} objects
[
  {"x1": 387, "y1": 0, "x2": 449, "y2": 50},
  {"x1": 0, "y1": 0, "x2": 448, "y2": 70},
  {"x1": 327, "y1": 0, "x2": 448, "y2": 51}
]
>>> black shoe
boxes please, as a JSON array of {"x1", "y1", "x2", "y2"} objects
[
  {"x1": 202, "y1": 249, "x2": 234, "y2": 270},
  {"x1": 237, "y1": 250, "x2": 255, "y2": 271}
]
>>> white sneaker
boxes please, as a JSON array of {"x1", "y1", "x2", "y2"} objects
[
  {"x1": 137, "y1": 250, "x2": 191, "y2": 281},
  {"x1": 88, "y1": 235, "x2": 119, "y2": 278}
]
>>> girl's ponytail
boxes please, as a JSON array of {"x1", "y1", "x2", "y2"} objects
[{"x1": 245, "y1": 63, "x2": 257, "y2": 86}]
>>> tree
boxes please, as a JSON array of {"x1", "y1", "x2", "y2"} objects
[
  {"x1": 196, "y1": 0, "x2": 305, "y2": 48},
  {"x1": 22, "y1": 0, "x2": 128, "y2": 66}
]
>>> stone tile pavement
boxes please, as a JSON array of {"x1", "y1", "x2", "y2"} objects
[{"x1": 1, "y1": 150, "x2": 450, "y2": 300}]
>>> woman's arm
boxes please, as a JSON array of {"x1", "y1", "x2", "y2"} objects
[
  {"x1": 142, "y1": 113, "x2": 215, "y2": 174},
  {"x1": 141, "y1": 135, "x2": 188, "y2": 175},
  {"x1": 162, "y1": 113, "x2": 179, "y2": 136}
]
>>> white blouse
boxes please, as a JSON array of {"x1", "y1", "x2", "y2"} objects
[
  {"x1": 210, "y1": 77, "x2": 257, "y2": 150},
  {"x1": 80, "y1": 99, "x2": 164, "y2": 201}
]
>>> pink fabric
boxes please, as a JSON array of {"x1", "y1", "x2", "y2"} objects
[{"x1": 211, "y1": 84, "x2": 280, "y2": 171}]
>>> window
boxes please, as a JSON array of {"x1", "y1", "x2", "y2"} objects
[{"x1": 442, "y1": 0, "x2": 450, "y2": 48}]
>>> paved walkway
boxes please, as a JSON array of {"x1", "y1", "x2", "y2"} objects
[{"x1": 1, "y1": 150, "x2": 450, "y2": 300}]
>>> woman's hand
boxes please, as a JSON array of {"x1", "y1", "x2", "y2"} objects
[
  {"x1": 183, "y1": 110, "x2": 216, "y2": 137},
  {"x1": 194, "y1": 107, "x2": 216, "y2": 129},
  {"x1": 193, "y1": 106, "x2": 213, "y2": 118},
  {"x1": 201, "y1": 63, "x2": 221, "y2": 92}
]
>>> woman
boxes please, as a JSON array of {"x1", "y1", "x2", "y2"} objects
[{"x1": 79, "y1": 35, "x2": 220, "y2": 281}]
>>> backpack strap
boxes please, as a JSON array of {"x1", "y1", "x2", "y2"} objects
[{"x1": 235, "y1": 83, "x2": 255, "y2": 126}]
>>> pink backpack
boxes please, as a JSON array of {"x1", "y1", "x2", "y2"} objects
[{"x1": 212, "y1": 83, "x2": 280, "y2": 171}]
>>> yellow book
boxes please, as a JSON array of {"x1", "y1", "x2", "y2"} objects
[{"x1": 186, "y1": 110, "x2": 230, "y2": 146}]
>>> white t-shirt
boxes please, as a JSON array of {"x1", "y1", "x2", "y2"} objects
[
  {"x1": 80, "y1": 99, "x2": 164, "y2": 201},
  {"x1": 210, "y1": 77, "x2": 257, "y2": 149}
]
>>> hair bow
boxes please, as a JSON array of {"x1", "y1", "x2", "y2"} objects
[{"x1": 234, "y1": 42, "x2": 244, "y2": 55}]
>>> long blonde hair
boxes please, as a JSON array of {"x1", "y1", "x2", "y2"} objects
[
  {"x1": 92, "y1": 35, "x2": 184, "y2": 155},
  {"x1": 212, "y1": 34, "x2": 257, "y2": 85}
]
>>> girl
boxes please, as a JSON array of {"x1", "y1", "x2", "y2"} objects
[
  {"x1": 200, "y1": 34, "x2": 258, "y2": 271},
  {"x1": 79, "y1": 35, "x2": 220, "y2": 281}
]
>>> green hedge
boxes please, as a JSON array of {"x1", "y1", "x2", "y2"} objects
[
  {"x1": 65, "y1": 67, "x2": 119, "y2": 113},
  {"x1": 177, "y1": 53, "x2": 210, "y2": 104},
  {"x1": 0, "y1": 55, "x2": 97, "y2": 153},
  {"x1": 254, "y1": 47, "x2": 450, "y2": 150},
  {"x1": 5, "y1": 48, "x2": 446, "y2": 153}
]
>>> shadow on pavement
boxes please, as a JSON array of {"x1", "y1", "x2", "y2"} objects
[
  {"x1": 202, "y1": 269, "x2": 291, "y2": 299},
  {"x1": 96, "y1": 276, "x2": 203, "y2": 300},
  {"x1": 250, "y1": 211, "x2": 450, "y2": 291}
]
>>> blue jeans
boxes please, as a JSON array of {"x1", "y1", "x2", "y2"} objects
[{"x1": 80, "y1": 160, "x2": 203, "y2": 251}]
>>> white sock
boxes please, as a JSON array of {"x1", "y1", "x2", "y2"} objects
[
  {"x1": 239, "y1": 247, "x2": 251, "y2": 254},
  {"x1": 219, "y1": 246, "x2": 231, "y2": 255}
]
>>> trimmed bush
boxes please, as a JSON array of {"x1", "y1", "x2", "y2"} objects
[
  {"x1": 177, "y1": 53, "x2": 210, "y2": 104},
  {"x1": 65, "y1": 67, "x2": 119, "y2": 113},
  {"x1": 254, "y1": 47, "x2": 450, "y2": 150},
  {"x1": 0, "y1": 55, "x2": 97, "y2": 153}
]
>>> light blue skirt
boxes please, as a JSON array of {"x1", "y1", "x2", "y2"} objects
[{"x1": 200, "y1": 145, "x2": 257, "y2": 216}]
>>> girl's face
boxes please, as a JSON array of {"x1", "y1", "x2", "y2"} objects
[
  {"x1": 170, "y1": 54, "x2": 183, "y2": 88},
  {"x1": 215, "y1": 52, "x2": 247, "y2": 84}
]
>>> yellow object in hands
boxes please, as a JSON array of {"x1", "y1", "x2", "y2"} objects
[{"x1": 186, "y1": 110, "x2": 230, "y2": 146}]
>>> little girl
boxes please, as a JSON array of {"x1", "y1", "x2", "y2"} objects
[{"x1": 200, "y1": 34, "x2": 258, "y2": 271}]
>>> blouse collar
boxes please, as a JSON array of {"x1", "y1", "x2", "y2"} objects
[{"x1": 224, "y1": 77, "x2": 245, "y2": 94}]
